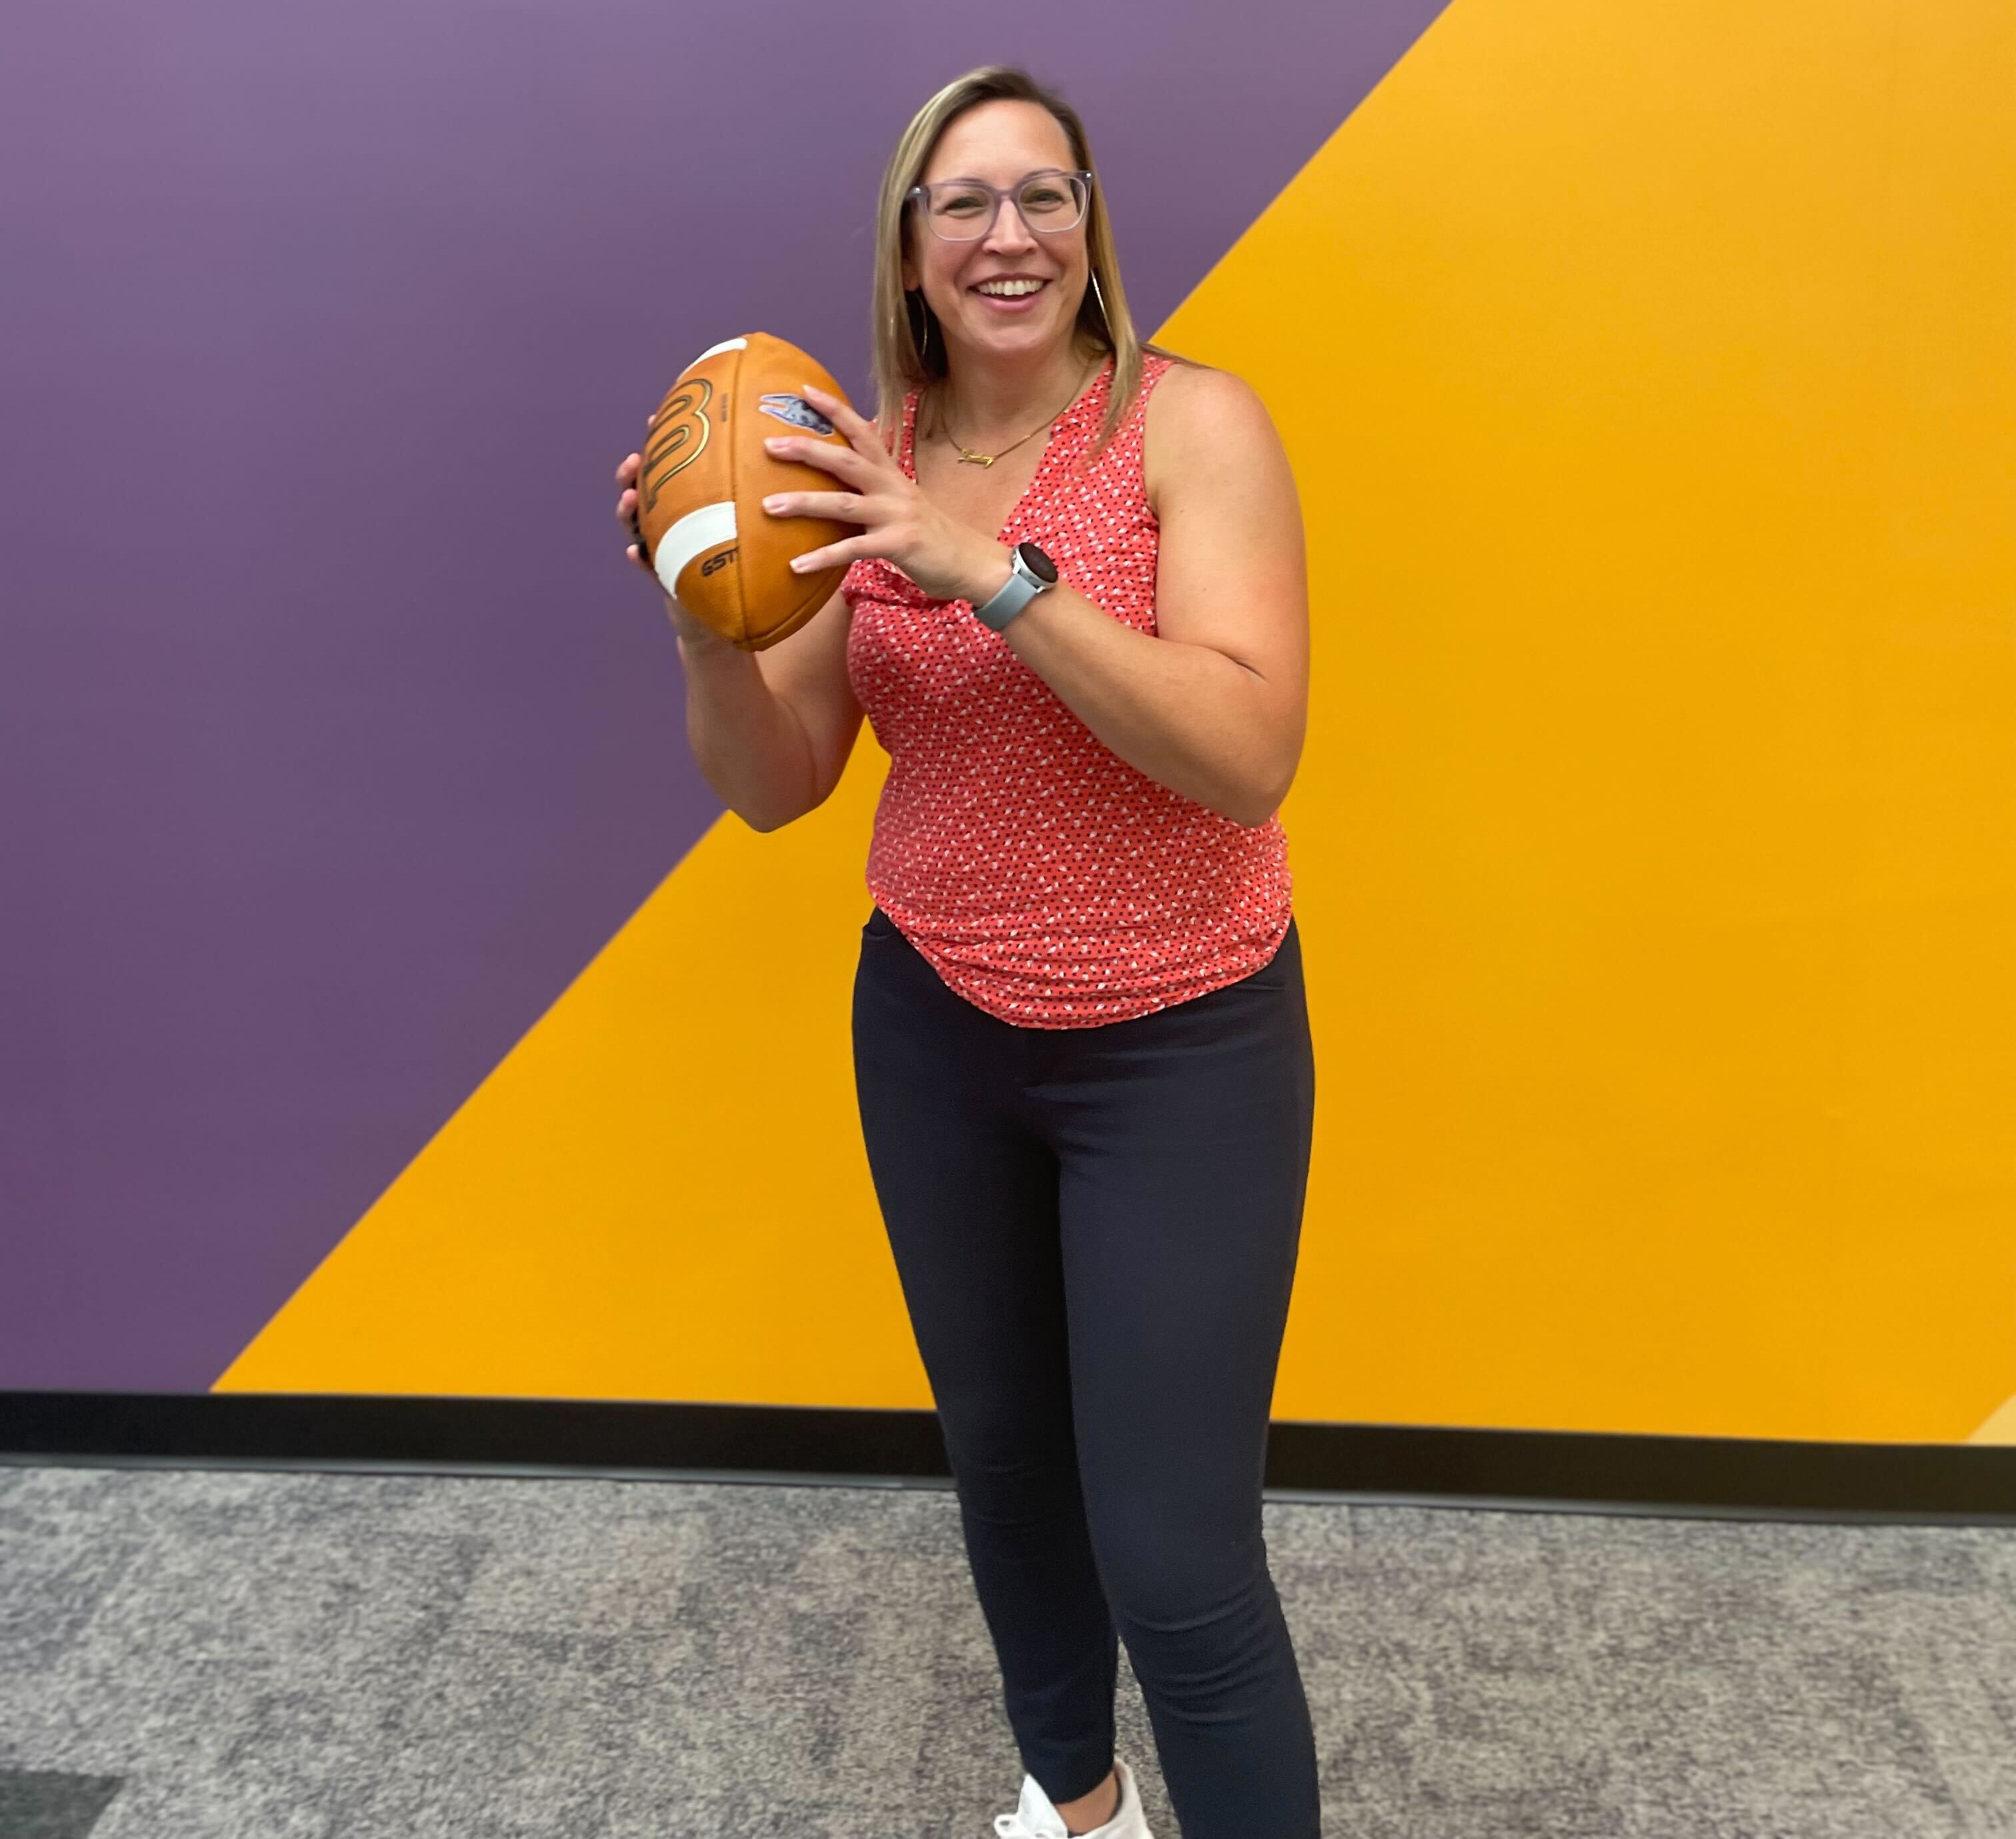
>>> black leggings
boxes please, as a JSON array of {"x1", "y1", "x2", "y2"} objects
[{"x1": 851, "y1": 909, "x2": 1322, "y2": 1838}]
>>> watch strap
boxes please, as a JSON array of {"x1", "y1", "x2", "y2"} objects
[{"x1": 972, "y1": 545, "x2": 1052, "y2": 632}]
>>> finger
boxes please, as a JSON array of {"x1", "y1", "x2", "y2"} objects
[
  {"x1": 787, "y1": 535, "x2": 876, "y2": 575},
  {"x1": 617, "y1": 453, "x2": 639, "y2": 484},
  {"x1": 761, "y1": 489, "x2": 863, "y2": 523},
  {"x1": 798, "y1": 382, "x2": 869, "y2": 439},
  {"x1": 763, "y1": 433, "x2": 880, "y2": 487},
  {"x1": 798, "y1": 384, "x2": 888, "y2": 461},
  {"x1": 617, "y1": 486, "x2": 637, "y2": 522}
]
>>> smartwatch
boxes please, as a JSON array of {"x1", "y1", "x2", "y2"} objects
[{"x1": 972, "y1": 541, "x2": 1059, "y2": 633}]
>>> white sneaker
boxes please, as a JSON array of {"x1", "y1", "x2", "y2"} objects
[{"x1": 991, "y1": 1756, "x2": 1155, "y2": 1838}]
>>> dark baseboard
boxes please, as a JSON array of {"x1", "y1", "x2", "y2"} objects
[{"x1": 2, "y1": 1390, "x2": 2012, "y2": 1524}]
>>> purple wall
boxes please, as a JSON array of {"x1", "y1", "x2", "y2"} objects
[{"x1": 0, "y1": 1, "x2": 1450, "y2": 1391}]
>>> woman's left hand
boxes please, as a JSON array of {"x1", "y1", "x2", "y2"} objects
[{"x1": 759, "y1": 383, "x2": 1009, "y2": 606}]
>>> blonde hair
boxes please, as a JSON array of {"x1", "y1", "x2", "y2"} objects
[{"x1": 868, "y1": 65, "x2": 1178, "y2": 461}]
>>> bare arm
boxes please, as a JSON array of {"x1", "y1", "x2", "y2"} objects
[
  {"x1": 765, "y1": 367, "x2": 1309, "y2": 829},
  {"x1": 676, "y1": 588, "x2": 862, "y2": 831},
  {"x1": 991, "y1": 365, "x2": 1310, "y2": 826},
  {"x1": 617, "y1": 447, "x2": 863, "y2": 832}
]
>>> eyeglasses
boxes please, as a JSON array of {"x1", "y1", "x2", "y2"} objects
[{"x1": 907, "y1": 169, "x2": 1093, "y2": 241}]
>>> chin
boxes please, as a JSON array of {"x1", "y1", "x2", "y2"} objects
[{"x1": 961, "y1": 313, "x2": 1063, "y2": 354}]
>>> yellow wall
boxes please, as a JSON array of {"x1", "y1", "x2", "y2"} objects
[{"x1": 223, "y1": 0, "x2": 2016, "y2": 1446}]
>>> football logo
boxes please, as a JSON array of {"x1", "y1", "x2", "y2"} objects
[
  {"x1": 757, "y1": 393, "x2": 836, "y2": 435},
  {"x1": 643, "y1": 378, "x2": 713, "y2": 511}
]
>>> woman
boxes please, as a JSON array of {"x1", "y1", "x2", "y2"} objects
[{"x1": 616, "y1": 65, "x2": 1318, "y2": 1839}]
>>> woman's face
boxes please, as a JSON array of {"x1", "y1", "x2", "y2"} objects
[{"x1": 903, "y1": 99, "x2": 1089, "y2": 372}]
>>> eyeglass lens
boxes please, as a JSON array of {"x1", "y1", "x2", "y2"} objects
[{"x1": 919, "y1": 173, "x2": 1089, "y2": 240}]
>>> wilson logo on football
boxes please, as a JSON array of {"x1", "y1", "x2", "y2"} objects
[{"x1": 643, "y1": 378, "x2": 713, "y2": 511}]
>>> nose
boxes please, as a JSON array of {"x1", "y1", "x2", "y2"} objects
[{"x1": 980, "y1": 191, "x2": 1039, "y2": 253}]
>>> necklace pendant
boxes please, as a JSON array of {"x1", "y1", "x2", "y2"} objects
[{"x1": 957, "y1": 448, "x2": 995, "y2": 467}]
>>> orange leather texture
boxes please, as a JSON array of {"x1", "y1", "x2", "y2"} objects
[{"x1": 638, "y1": 331, "x2": 861, "y2": 648}]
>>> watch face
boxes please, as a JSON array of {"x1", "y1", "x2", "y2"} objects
[{"x1": 1018, "y1": 541, "x2": 1059, "y2": 585}]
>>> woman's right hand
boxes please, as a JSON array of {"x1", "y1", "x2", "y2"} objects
[{"x1": 617, "y1": 429, "x2": 728, "y2": 651}]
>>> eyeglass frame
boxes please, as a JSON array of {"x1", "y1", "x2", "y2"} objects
[{"x1": 905, "y1": 168, "x2": 1095, "y2": 241}]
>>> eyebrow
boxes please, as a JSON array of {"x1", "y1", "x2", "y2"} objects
[{"x1": 925, "y1": 167, "x2": 1073, "y2": 186}]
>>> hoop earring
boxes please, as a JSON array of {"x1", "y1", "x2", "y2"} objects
[
  {"x1": 906, "y1": 288, "x2": 937, "y2": 367},
  {"x1": 1089, "y1": 269, "x2": 1113, "y2": 339}
]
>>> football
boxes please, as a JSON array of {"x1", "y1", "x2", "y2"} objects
[{"x1": 637, "y1": 332, "x2": 862, "y2": 651}]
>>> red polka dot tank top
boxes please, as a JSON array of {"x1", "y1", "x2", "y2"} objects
[{"x1": 841, "y1": 351, "x2": 1293, "y2": 1028}]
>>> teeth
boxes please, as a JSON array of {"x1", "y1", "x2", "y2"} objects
[{"x1": 976, "y1": 279, "x2": 1044, "y2": 297}]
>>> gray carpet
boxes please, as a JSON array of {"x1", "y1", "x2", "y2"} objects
[{"x1": 1, "y1": 1464, "x2": 2011, "y2": 1838}]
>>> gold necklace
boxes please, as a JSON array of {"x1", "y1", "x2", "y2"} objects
[{"x1": 940, "y1": 363, "x2": 1097, "y2": 467}]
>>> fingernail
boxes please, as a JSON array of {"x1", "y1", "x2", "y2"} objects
[
  {"x1": 763, "y1": 495, "x2": 784, "y2": 511},
  {"x1": 764, "y1": 437, "x2": 785, "y2": 450},
  {"x1": 788, "y1": 557, "x2": 809, "y2": 572}
]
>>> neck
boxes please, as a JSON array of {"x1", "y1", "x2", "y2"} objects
[{"x1": 932, "y1": 336, "x2": 1105, "y2": 447}]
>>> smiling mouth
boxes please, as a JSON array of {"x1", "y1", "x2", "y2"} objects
[{"x1": 972, "y1": 279, "x2": 1049, "y2": 299}]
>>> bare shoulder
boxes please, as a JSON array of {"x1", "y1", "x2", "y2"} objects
[
  {"x1": 1141, "y1": 359, "x2": 1285, "y2": 511},
  {"x1": 1149, "y1": 355, "x2": 1269, "y2": 421}
]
